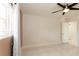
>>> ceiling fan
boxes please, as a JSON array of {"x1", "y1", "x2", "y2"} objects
[{"x1": 52, "y1": 3, "x2": 79, "y2": 15}]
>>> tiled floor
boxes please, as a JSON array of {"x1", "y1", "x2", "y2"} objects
[{"x1": 21, "y1": 44, "x2": 79, "y2": 56}]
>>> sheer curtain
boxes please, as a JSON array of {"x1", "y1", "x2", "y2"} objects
[{"x1": 0, "y1": 3, "x2": 13, "y2": 37}]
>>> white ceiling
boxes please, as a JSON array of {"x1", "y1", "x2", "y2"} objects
[{"x1": 20, "y1": 3, "x2": 79, "y2": 17}]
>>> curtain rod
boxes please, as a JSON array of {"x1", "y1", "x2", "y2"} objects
[{"x1": 10, "y1": 3, "x2": 17, "y2": 7}]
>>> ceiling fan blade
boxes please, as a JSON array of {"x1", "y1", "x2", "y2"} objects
[
  {"x1": 68, "y1": 3, "x2": 78, "y2": 8},
  {"x1": 57, "y1": 3, "x2": 65, "y2": 8},
  {"x1": 52, "y1": 9, "x2": 63, "y2": 14},
  {"x1": 70, "y1": 8, "x2": 79, "y2": 10}
]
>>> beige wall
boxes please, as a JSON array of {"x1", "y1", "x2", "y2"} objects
[
  {"x1": 0, "y1": 36, "x2": 12, "y2": 56},
  {"x1": 76, "y1": 16, "x2": 79, "y2": 46},
  {"x1": 22, "y1": 14, "x2": 62, "y2": 48},
  {"x1": 20, "y1": 9, "x2": 23, "y2": 47}
]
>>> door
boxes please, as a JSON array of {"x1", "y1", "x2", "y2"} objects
[
  {"x1": 62, "y1": 21, "x2": 77, "y2": 46},
  {"x1": 62, "y1": 22, "x2": 70, "y2": 43},
  {"x1": 68, "y1": 21, "x2": 77, "y2": 46}
]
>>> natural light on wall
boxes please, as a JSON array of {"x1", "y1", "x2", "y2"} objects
[{"x1": 0, "y1": 3, "x2": 13, "y2": 37}]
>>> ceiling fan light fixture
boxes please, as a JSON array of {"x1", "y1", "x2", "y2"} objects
[
  {"x1": 63, "y1": 8, "x2": 70, "y2": 12},
  {"x1": 52, "y1": 3, "x2": 79, "y2": 15}
]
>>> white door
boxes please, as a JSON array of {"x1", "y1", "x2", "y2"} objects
[
  {"x1": 68, "y1": 21, "x2": 77, "y2": 46},
  {"x1": 62, "y1": 21, "x2": 77, "y2": 46},
  {"x1": 62, "y1": 22, "x2": 70, "y2": 43}
]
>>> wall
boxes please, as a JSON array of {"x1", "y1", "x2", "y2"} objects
[
  {"x1": 0, "y1": 36, "x2": 12, "y2": 56},
  {"x1": 20, "y1": 9, "x2": 23, "y2": 47},
  {"x1": 76, "y1": 16, "x2": 79, "y2": 47},
  {"x1": 22, "y1": 14, "x2": 62, "y2": 48}
]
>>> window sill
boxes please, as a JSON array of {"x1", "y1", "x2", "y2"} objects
[{"x1": 0, "y1": 34, "x2": 12, "y2": 40}]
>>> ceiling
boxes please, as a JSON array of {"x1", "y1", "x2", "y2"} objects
[{"x1": 20, "y1": 3, "x2": 79, "y2": 18}]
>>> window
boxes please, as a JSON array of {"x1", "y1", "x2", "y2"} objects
[{"x1": 0, "y1": 3, "x2": 12, "y2": 37}]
